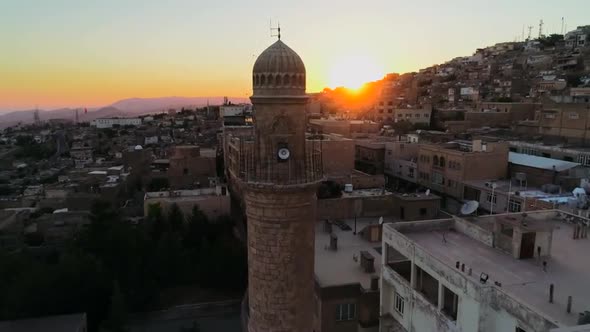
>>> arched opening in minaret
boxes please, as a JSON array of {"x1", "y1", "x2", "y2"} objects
[
  {"x1": 260, "y1": 75, "x2": 266, "y2": 85},
  {"x1": 284, "y1": 74, "x2": 290, "y2": 86},
  {"x1": 268, "y1": 74, "x2": 274, "y2": 85},
  {"x1": 276, "y1": 74, "x2": 282, "y2": 86}
]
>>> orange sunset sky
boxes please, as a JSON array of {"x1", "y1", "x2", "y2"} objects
[{"x1": 1, "y1": 0, "x2": 588, "y2": 111}]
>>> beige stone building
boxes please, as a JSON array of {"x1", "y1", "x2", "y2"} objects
[
  {"x1": 464, "y1": 102, "x2": 540, "y2": 128},
  {"x1": 417, "y1": 140, "x2": 509, "y2": 199},
  {"x1": 374, "y1": 105, "x2": 432, "y2": 125}
]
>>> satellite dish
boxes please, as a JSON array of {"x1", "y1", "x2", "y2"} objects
[
  {"x1": 425, "y1": 189, "x2": 430, "y2": 196},
  {"x1": 461, "y1": 200, "x2": 479, "y2": 215},
  {"x1": 379, "y1": 216, "x2": 384, "y2": 225}
]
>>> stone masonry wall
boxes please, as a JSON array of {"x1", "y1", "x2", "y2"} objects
[{"x1": 245, "y1": 184, "x2": 317, "y2": 332}]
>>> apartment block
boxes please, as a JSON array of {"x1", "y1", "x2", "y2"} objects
[
  {"x1": 416, "y1": 140, "x2": 509, "y2": 199},
  {"x1": 381, "y1": 211, "x2": 590, "y2": 332}
]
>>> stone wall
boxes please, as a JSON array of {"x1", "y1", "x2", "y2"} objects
[{"x1": 244, "y1": 184, "x2": 317, "y2": 332}]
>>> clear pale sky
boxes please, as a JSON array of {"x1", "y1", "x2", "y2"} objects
[{"x1": 0, "y1": 0, "x2": 588, "y2": 111}]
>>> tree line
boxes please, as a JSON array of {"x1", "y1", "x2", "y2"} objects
[{"x1": 0, "y1": 200, "x2": 247, "y2": 332}]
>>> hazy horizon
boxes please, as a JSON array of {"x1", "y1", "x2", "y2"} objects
[{"x1": 1, "y1": 0, "x2": 588, "y2": 111}]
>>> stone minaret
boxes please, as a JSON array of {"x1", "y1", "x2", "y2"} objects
[{"x1": 243, "y1": 39, "x2": 323, "y2": 332}]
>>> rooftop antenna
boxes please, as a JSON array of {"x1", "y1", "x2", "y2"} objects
[
  {"x1": 527, "y1": 25, "x2": 534, "y2": 41},
  {"x1": 538, "y1": 19, "x2": 544, "y2": 39},
  {"x1": 561, "y1": 17, "x2": 564, "y2": 35},
  {"x1": 270, "y1": 19, "x2": 281, "y2": 40}
]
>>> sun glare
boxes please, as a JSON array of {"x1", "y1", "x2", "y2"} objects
[{"x1": 328, "y1": 55, "x2": 384, "y2": 90}]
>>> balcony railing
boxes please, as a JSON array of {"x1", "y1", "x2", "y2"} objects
[{"x1": 228, "y1": 138, "x2": 324, "y2": 186}]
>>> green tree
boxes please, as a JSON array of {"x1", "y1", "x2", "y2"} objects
[
  {"x1": 180, "y1": 321, "x2": 201, "y2": 332},
  {"x1": 101, "y1": 281, "x2": 128, "y2": 332},
  {"x1": 167, "y1": 203, "x2": 184, "y2": 233},
  {"x1": 147, "y1": 203, "x2": 166, "y2": 242}
]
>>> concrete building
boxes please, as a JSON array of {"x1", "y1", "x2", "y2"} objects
[
  {"x1": 355, "y1": 140, "x2": 386, "y2": 175},
  {"x1": 314, "y1": 218, "x2": 384, "y2": 332},
  {"x1": 416, "y1": 140, "x2": 509, "y2": 199},
  {"x1": 464, "y1": 102, "x2": 540, "y2": 128},
  {"x1": 509, "y1": 141, "x2": 590, "y2": 166},
  {"x1": 92, "y1": 118, "x2": 142, "y2": 129},
  {"x1": 534, "y1": 104, "x2": 590, "y2": 142},
  {"x1": 374, "y1": 105, "x2": 432, "y2": 125},
  {"x1": 143, "y1": 186, "x2": 229, "y2": 220},
  {"x1": 309, "y1": 118, "x2": 380, "y2": 138},
  {"x1": 0, "y1": 313, "x2": 87, "y2": 332},
  {"x1": 234, "y1": 39, "x2": 324, "y2": 332},
  {"x1": 384, "y1": 141, "x2": 421, "y2": 186},
  {"x1": 390, "y1": 192, "x2": 441, "y2": 221},
  {"x1": 381, "y1": 210, "x2": 590, "y2": 332},
  {"x1": 463, "y1": 179, "x2": 574, "y2": 214},
  {"x1": 508, "y1": 152, "x2": 585, "y2": 190},
  {"x1": 167, "y1": 145, "x2": 217, "y2": 189}
]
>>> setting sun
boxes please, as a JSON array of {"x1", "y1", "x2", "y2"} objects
[{"x1": 328, "y1": 54, "x2": 385, "y2": 90}]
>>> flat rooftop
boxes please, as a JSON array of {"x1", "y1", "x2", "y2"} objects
[
  {"x1": 315, "y1": 217, "x2": 389, "y2": 289},
  {"x1": 391, "y1": 191, "x2": 441, "y2": 201},
  {"x1": 463, "y1": 179, "x2": 573, "y2": 199},
  {"x1": 402, "y1": 211, "x2": 590, "y2": 326},
  {"x1": 341, "y1": 188, "x2": 392, "y2": 198}
]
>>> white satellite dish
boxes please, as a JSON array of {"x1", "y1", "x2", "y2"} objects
[
  {"x1": 425, "y1": 189, "x2": 430, "y2": 196},
  {"x1": 379, "y1": 216, "x2": 384, "y2": 225},
  {"x1": 460, "y1": 200, "x2": 479, "y2": 215}
]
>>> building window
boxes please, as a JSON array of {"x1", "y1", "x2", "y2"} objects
[
  {"x1": 388, "y1": 109, "x2": 393, "y2": 113},
  {"x1": 394, "y1": 292, "x2": 405, "y2": 316},
  {"x1": 568, "y1": 112, "x2": 579, "y2": 120},
  {"x1": 336, "y1": 303, "x2": 356, "y2": 321},
  {"x1": 378, "y1": 109, "x2": 384, "y2": 114},
  {"x1": 420, "y1": 208, "x2": 427, "y2": 216},
  {"x1": 432, "y1": 172, "x2": 445, "y2": 185},
  {"x1": 415, "y1": 114, "x2": 420, "y2": 118},
  {"x1": 544, "y1": 113, "x2": 556, "y2": 119},
  {"x1": 508, "y1": 199, "x2": 521, "y2": 212},
  {"x1": 439, "y1": 157, "x2": 446, "y2": 167},
  {"x1": 397, "y1": 114, "x2": 403, "y2": 118},
  {"x1": 433, "y1": 155, "x2": 439, "y2": 166},
  {"x1": 408, "y1": 168, "x2": 415, "y2": 178},
  {"x1": 424, "y1": 114, "x2": 430, "y2": 117},
  {"x1": 486, "y1": 192, "x2": 497, "y2": 204}
]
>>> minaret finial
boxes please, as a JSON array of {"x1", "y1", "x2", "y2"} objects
[{"x1": 270, "y1": 19, "x2": 281, "y2": 40}]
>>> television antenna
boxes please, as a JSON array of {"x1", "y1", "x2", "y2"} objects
[
  {"x1": 270, "y1": 19, "x2": 281, "y2": 40},
  {"x1": 527, "y1": 26, "x2": 534, "y2": 41}
]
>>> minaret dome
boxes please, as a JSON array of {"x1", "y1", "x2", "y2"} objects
[{"x1": 252, "y1": 40, "x2": 306, "y2": 96}]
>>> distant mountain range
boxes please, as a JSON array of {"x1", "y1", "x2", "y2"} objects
[{"x1": 0, "y1": 96, "x2": 250, "y2": 129}]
